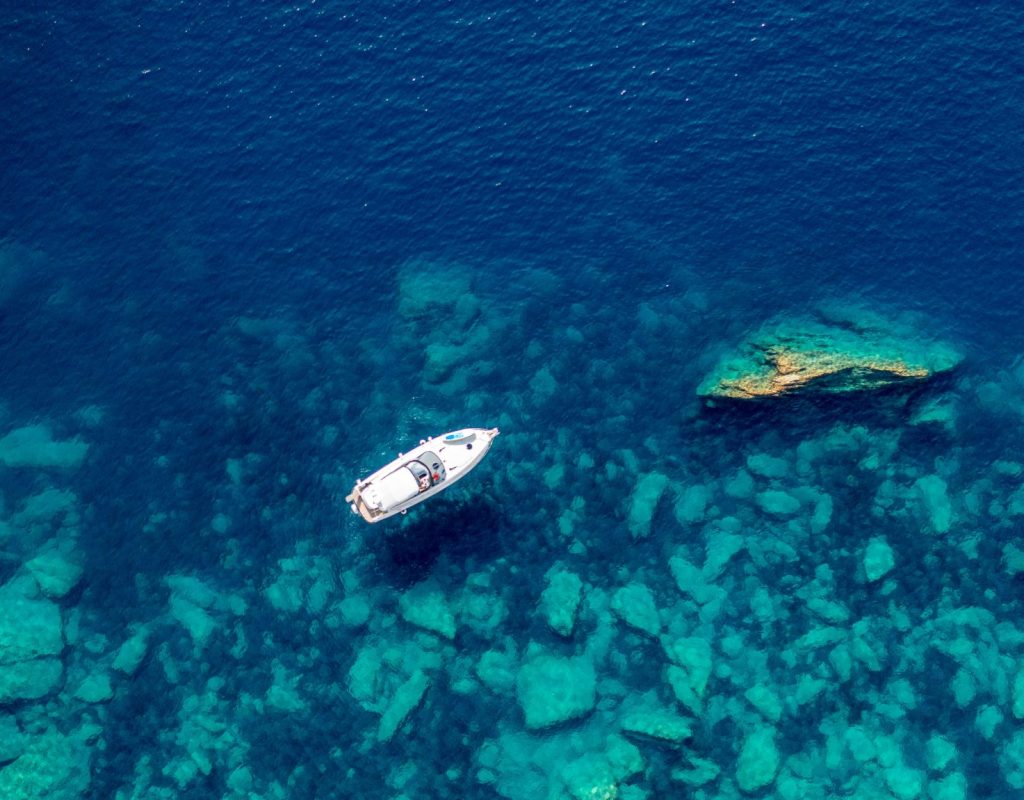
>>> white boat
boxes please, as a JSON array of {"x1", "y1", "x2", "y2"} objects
[{"x1": 346, "y1": 427, "x2": 500, "y2": 523}]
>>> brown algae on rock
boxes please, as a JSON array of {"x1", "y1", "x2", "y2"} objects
[{"x1": 698, "y1": 306, "x2": 962, "y2": 399}]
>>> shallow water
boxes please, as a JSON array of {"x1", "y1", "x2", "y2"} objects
[{"x1": 2, "y1": 2, "x2": 1023, "y2": 798}]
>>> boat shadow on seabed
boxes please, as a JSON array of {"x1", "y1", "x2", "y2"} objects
[{"x1": 380, "y1": 494, "x2": 505, "y2": 585}]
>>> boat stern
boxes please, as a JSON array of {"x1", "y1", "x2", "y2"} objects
[{"x1": 346, "y1": 483, "x2": 384, "y2": 523}]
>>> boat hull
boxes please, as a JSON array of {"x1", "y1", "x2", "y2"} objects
[{"x1": 345, "y1": 428, "x2": 499, "y2": 523}]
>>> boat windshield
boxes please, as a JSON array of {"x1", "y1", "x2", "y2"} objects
[
  {"x1": 406, "y1": 453, "x2": 445, "y2": 491},
  {"x1": 421, "y1": 451, "x2": 445, "y2": 483},
  {"x1": 406, "y1": 460, "x2": 432, "y2": 492}
]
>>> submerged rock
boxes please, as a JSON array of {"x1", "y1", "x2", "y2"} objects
[
  {"x1": 747, "y1": 453, "x2": 790, "y2": 478},
  {"x1": 266, "y1": 660, "x2": 307, "y2": 713},
  {"x1": 931, "y1": 773, "x2": 967, "y2": 800},
  {"x1": 0, "y1": 659, "x2": 63, "y2": 704},
  {"x1": 756, "y1": 490, "x2": 801, "y2": 517},
  {"x1": 166, "y1": 574, "x2": 246, "y2": 651},
  {"x1": 477, "y1": 723, "x2": 639, "y2": 800},
  {"x1": 264, "y1": 553, "x2": 335, "y2": 615},
  {"x1": 698, "y1": 308, "x2": 961, "y2": 399},
  {"x1": 112, "y1": 627, "x2": 150, "y2": 676},
  {"x1": 400, "y1": 581, "x2": 457, "y2": 640},
  {"x1": 885, "y1": 764, "x2": 925, "y2": 800},
  {"x1": 516, "y1": 654, "x2": 596, "y2": 729},
  {"x1": 915, "y1": 474, "x2": 953, "y2": 534},
  {"x1": 925, "y1": 734, "x2": 957, "y2": 772},
  {"x1": 674, "y1": 485, "x2": 710, "y2": 524},
  {"x1": 0, "y1": 726, "x2": 91, "y2": 797},
  {"x1": 539, "y1": 567, "x2": 584, "y2": 637},
  {"x1": 561, "y1": 736, "x2": 644, "y2": 800},
  {"x1": 736, "y1": 726, "x2": 780, "y2": 793},
  {"x1": 397, "y1": 261, "x2": 477, "y2": 327},
  {"x1": 669, "y1": 556, "x2": 725, "y2": 607},
  {"x1": 24, "y1": 545, "x2": 84, "y2": 599},
  {"x1": 477, "y1": 647, "x2": 518, "y2": 694},
  {"x1": 621, "y1": 707, "x2": 693, "y2": 747},
  {"x1": 459, "y1": 573, "x2": 508, "y2": 636},
  {"x1": 0, "y1": 580, "x2": 64, "y2": 662},
  {"x1": 0, "y1": 716, "x2": 25, "y2": 765},
  {"x1": 347, "y1": 634, "x2": 443, "y2": 738},
  {"x1": 334, "y1": 594, "x2": 372, "y2": 628},
  {"x1": 11, "y1": 488, "x2": 77, "y2": 529},
  {"x1": 703, "y1": 526, "x2": 745, "y2": 582},
  {"x1": 1002, "y1": 730, "x2": 1024, "y2": 789},
  {"x1": 672, "y1": 756, "x2": 721, "y2": 787},
  {"x1": 611, "y1": 583, "x2": 662, "y2": 637},
  {"x1": 0, "y1": 424, "x2": 89, "y2": 469},
  {"x1": 1013, "y1": 667, "x2": 1024, "y2": 720},
  {"x1": 663, "y1": 637, "x2": 713, "y2": 715},
  {"x1": 745, "y1": 684, "x2": 783, "y2": 722},
  {"x1": 74, "y1": 671, "x2": 113, "y2": 704},
  {"x1": 0, "y1": 577, "x2": 64, "y2": 702},
  {"x1": 864, "y1": 537, "x2": 896, "y2": 583},
  {"x1": 378, "y1": 670, "x2": 431, "y2": 742},
  {"x1": 560, "y1": 752, "x2": 618, "y2": 800},
  {"x1": 628, "y1": 472, "x2": 670, "y2": 539},
  {"x1": 910, "y1": 395, "x2": 958, "y2": 431}
]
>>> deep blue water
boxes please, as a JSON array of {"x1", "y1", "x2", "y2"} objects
[{"x1": 2, "y1": 2, "x2": 1024, "y2": 798}]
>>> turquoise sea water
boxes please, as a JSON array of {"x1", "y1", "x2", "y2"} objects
[{"x1": 2, "y1": 2, "x2": 1024, "y2": 798}]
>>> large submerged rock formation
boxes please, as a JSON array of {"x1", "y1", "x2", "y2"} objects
[{"x1": 698, "y1": 306, "x2": 962, "y2": 399}]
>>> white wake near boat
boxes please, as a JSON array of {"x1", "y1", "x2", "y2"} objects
[{"x1": 346, "y1": 427, "x2": 500, "y2": 523}]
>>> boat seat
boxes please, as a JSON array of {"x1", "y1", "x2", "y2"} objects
[{"x1": 372, "y1": 467, "x2": 420, "y2": 510}]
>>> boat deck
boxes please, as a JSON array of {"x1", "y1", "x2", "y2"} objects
[{"x1": 346, "y1": 485, "x2": 382, "y2": 523}]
